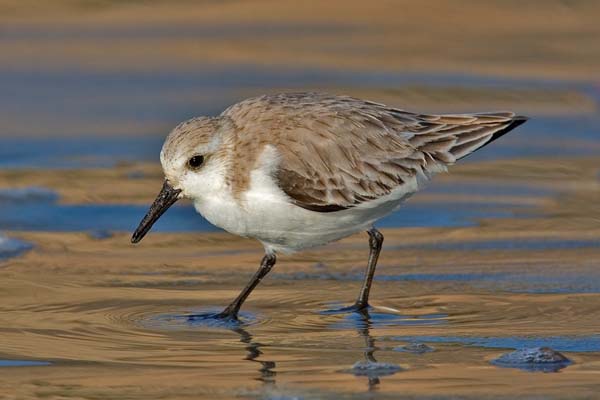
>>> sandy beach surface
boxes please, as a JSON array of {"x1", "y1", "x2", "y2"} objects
[{"x1": 1, "y1": 1, "x2": 599, "y2": 399}]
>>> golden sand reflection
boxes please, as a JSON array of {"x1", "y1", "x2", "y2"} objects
[{"x1": 0, "y1": 1, "x2": 599, "y2": 398}]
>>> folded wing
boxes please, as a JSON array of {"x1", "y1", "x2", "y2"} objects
[{"x1": 271, "y1": 94, "x2": 527, "y2": 212}]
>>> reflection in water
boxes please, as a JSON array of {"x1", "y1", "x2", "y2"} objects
[
  {"x1": 351, "y1": 309, "x2": 402, "y2": 391},
  {"x1": 223, "y1": 309, "x2": 402, "y2": 393},
  {"x1": 358, "y1": 309, "x2": 381, "y2": 391},
  {"x1": 186, "y1": 314, "x2": 278, "y2": 387},
  {"x1": 233, "y1": 327, "x2": 277, "y2": 385},
  {"x1": 1, "y1": 2, "x2": 600, "y2": 397},
  {"x1": 186, "y1": 311, "x2": 276, "y2": 383}
]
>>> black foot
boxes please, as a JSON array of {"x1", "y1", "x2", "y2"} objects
[
  {"x1": 187, "y1": 310, "x2": 240, "y2": 325},
  {"x1": 321, "y1": 302, "x2": 371, "y2": 315},
  {"x1": 213, "y1": 310, "x2": 239, "y2": 321}
]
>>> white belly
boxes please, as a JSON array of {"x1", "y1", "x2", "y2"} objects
[
  {"x1": 195, "y1": 190, "x2": 402, "y2": 253},
  {"x1": 192, "y1": 145, "x2": 440, "y2": 253},
  {"x1": 194, "y1": 170, "x2": 424, "y2": 254}
]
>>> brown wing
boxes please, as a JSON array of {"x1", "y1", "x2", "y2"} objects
[{"x1": 224, "y1": 93, "x2": 527, "y2": 212}]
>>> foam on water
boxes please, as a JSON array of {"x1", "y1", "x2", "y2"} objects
[
  {"x1": 491, "y1": 347, "x2": 572, "y2": 373},
  {"x1": 349, "y1": 361, "x2": 403, "y2": 377},
  {"x1": 394, "y1": 343, "x2": 435, "y2": 354},
  {"x1": 0, "y1": 233, "x2": 33, "y2": 261}
]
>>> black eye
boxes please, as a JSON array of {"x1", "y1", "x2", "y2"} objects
[{"x1": 187, "y1": 155, "x2": 204, "y2": 169}]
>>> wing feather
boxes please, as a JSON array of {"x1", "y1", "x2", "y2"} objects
[{"x1": 222, "y1": 93, "x2": 527, "y2": 212}]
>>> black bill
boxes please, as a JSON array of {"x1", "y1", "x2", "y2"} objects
[{"x1": 131, "y1": 180, "x2": 182, "y2": 243}]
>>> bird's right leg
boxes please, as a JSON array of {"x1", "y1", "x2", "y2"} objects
[
  {"x1": 322, "y1": 228, "x2": 384, "y2": 314},
  {"x1": 216, "y1": 253, "x2": 276, "y2": 320},
  {"x1": 353, "y1": 228, "x2": 384, "y2": 310}
]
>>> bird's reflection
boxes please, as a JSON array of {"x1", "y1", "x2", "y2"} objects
[
  {"x1": 357, "y1": 308, "x2": 380, "y2": 390},
  {"x1": 350, "y1": 308, "x2": 402, "y2": 391},
  {"x1": 224, "y1": 308, "x2": 401, "y2": 392},
  {"x1": 232, "y1": 326, "x2": 276, "y2": 385}
]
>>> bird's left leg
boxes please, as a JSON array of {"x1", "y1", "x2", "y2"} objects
[
  {"x1": 216, "y1": 253, "x2": 277, "y2": 320},
  {"x1": 353, "y1": 228, "x2": 384, "y2": 310}
]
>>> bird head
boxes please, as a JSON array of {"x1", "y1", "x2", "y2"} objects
[{"x1": 131, "y1": 116, "x2": 229, "y2": 244}]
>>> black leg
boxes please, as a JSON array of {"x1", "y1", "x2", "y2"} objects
[
  {"x1": 354, "y1": 228, "x2": 384, "y2": 310},
  {"x1": 356, "y1": 309, "x2": 381, "y2": 390},
  {"x1": 217, "y1": 253, "x2": 277, "y2": 320}
]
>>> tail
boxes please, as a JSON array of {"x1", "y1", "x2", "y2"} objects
[
  {"x1": 407, "y1": 112, "x2": 528, "y2": 163},
  {"x1": 462, "y1": 114, "x2": 528, "y2": 159}
]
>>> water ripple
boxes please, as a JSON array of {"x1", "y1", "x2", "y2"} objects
[{"x1": 0, "y1": 233, "x2": 33, "y2": 261}]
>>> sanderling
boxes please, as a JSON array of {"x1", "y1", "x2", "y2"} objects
[{"x1": 132, "y1": 92, "x2": 527, "y2": 319}]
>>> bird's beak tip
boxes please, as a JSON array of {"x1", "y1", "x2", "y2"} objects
[{"x1": 130, "y1": 180, "x2": 181, "y2": 244}]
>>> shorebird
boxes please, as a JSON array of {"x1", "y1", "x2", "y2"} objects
[{"x1": 131, "y1": 92, "x2": 527, "y2": 320}]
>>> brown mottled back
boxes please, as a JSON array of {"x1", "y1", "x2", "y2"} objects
[{"x1": 221, "y1": 92, "x2": 526, "y2": 211}]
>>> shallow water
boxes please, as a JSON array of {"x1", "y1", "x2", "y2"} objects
[
  {"x1": 1, "y1": 70, "x2": 599, "y2": 168},
  {"x1": 1, "y1": 3, "x2": 600, "y2": 399},
  {"x1": 0, "y1": 185, "x2": 533, "y2": 233},
  {"x1": 2, "y1": 220, "x2": 600, "y2": 399}
]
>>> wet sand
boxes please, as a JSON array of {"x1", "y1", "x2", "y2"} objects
[
  {"x1": 1, "y1": 0, "x2": 599, "y2": 139},
  {"x1": 0, "y1": 156, "x2": 597, "y2": 206},
  {"x1": 1, "y1": 152, "x2": 600, "y2": 399},
  {"x1": 1, "y1": 1, "x2": 599, "y2": 398},
  {"x1": 1, "y1": 0, "x2": 600, "y2": 81}
]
